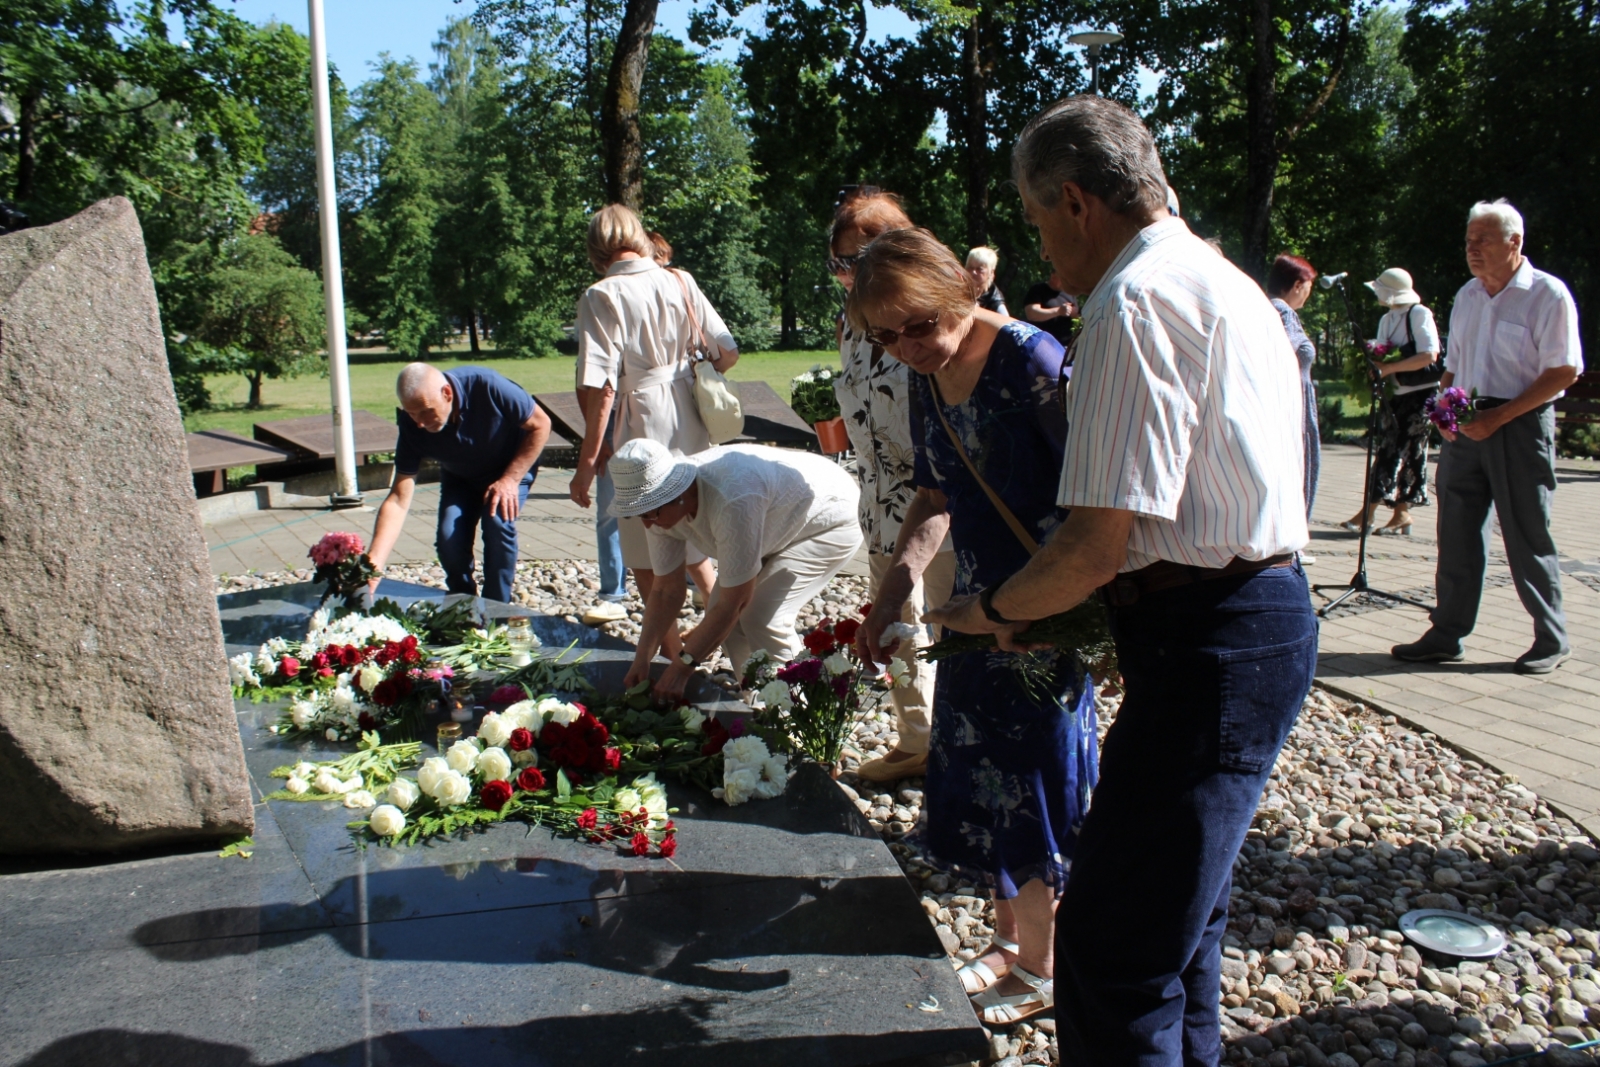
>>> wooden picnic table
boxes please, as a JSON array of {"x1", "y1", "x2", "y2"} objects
[
  {"x1": 532, "y1": 379, "x2": 818, "y2": 449},
  {"x1": 185, "y1": 430, "x2": 291, "y2": 496}
]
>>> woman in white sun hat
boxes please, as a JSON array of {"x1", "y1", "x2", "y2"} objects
[
  {"x1": 610, "y1": 438, "x2": 862, "y2": 703},
  {"x1": 1342, "y1": 267, "x2": 1442, "y2": 536}
]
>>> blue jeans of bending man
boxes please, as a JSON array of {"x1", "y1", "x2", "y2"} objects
[
  {"x1": 436, "y1": 470, "x2": 533, "y2": 603},
  {"x1": 594, "y1": 467, "x2": 627, "y2": 600},
  {"x1": 1055, "y1": 562, "x2": 1317, "y2": 1067}
]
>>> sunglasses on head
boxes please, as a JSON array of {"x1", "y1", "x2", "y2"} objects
[
  {"x1": 866, "y1": 315, "x2": 940, "y2": 347},
  {"x1": 826, "y1": 251, "x2": 865, "y2": 276}
]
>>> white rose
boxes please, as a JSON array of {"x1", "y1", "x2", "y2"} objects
[
  {"x1": 543, "y1": 700, "x2": 583, "y2": 726},
  {"x1": 290, "y1": 699, "x2": 319, "y2": 728},
  {"x1": 228, "y1": 653, "x2": 260, "y2": 688},
  {"x1": 720, "y1": 766, "x2": 760, "y2": 806},
  {"x1": 285, "y1": 776, "x2": 309, "y2": 795},
  {"x1": 678, "y1": 706, "x2": 706, "y2": 734},
  {"x1": 612, "y1": 787, "x2": 643, "y2": 814},
  {"x1": 313, "y1": 768, "x2": 346, "y2": 795},
  {"x1": 368, "y1": 804, "x2": 406, "y2": 837},
  {"x1": 343, "y1": 789, "x2": 377, "y2": 809},
  {"x1": 637, "y1": 775, "x2": 669, "y2": 818},
  {"x1": 476, "y1": 747, "x2": 513, "y2": 783},
  {"x1": 434, "y1": 769, "x2": 473, "y2": 807},
  {"x1": 385, "y1": 777, "x2": 419, "y2": 811},
  {"x1": 823, "y1": 652, "x2": 853, "y2": 677},
  {"x1": 757, "y1": 680, "x2": 793, "y2": 711},
  {"x1": 331, "y1": 686, "x2": 357, "y2": 713},
  {"x1": 446, "y1": 739, "x2": 480, "y2": 774},
  {"x1": 358, "y1": 665, "x2": 384, "y2": 692},
  {"x1": 754, "y1": 755, "x2": 789, "y2": 799},
  {"x1": 416, "y1": 757, "x2": 451, "y2": 797},
  {"x1": 503, "y1": 700, "x2": 540, "y2": 730},
  {"x1": 512, "y1": 747, "x2": 539, "y2": 768},
  {"x1": 723, "y1": 735, "x2": 770, "y2": 768},
  {"x1": 477, "y1": 711, "x2": 513, "y2": 749}
]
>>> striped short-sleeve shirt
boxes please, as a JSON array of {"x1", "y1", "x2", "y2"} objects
[{"x1": 1057, "y1": 218, "x2": 1309, "y2": 571}]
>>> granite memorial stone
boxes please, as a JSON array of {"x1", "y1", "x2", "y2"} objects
[{"x1": 0, "y1": 196, "x2": 253, "y2": 853}]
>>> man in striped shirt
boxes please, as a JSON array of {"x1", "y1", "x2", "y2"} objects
[{"x1": 928, "y1": 95, "x2": 1317, "y2": 1065}]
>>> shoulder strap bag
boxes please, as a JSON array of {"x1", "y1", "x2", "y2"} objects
[
  {"x1": 927, "y1": 375, "x2": 1039, "y2": 557},
  {"x1": 670, "y1": 269, "x2": 745, "y2": 444},
  {"x1": 1393, "y1": 305, "x2": 1446, "y2": 389}
]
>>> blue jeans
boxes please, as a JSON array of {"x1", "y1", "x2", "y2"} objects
[
  {"x1": 436, "y1": 471, "x2": 533, "y2": 603},
  {"x1": 1055, "y1": 562, "x2": 1317, "y2": 1066},
  {"x1": 594, "y1": 468, "x2": 626, "y2": 599}
]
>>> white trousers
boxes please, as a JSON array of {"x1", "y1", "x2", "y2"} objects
[
  {"x1": 868, "y1": 549, "x2": 957, "y2": 756},
  {"x1": 722, "y1": 521, "x2": 864, "y2": 672}
]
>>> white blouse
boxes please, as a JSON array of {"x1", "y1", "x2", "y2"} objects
[{"x1": 575, "y1": 258, "x2": 736, "y2": 453}]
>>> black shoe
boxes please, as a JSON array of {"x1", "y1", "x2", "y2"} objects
[
  {"x1": 1513, "y1": 648, "x2": 1571, "y2": 675},
  {"x1": 1391, "y1": 632, "x2": 1465, "y2": 663}
]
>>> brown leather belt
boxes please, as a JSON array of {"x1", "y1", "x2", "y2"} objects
[{"x1": 1099, "y1": 554, "x2": 1296, "y2": 608}]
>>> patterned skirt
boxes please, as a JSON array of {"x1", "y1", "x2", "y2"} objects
[{"x1": 919, "y1": 648, "x2": 1099, "y2": 900}]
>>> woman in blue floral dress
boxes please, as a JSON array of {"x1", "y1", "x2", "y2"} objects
[{"x1": 851, "y1": 229, "x2": 1098, "y2": 1027}]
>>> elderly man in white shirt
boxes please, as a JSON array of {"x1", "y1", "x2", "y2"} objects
[
  {"x1": 610, "y1": 439, "x2": 863, "y2": 702},
  {"x1": 927, "y1": 95, "x2": 1316, "y2": 1066},
  {"x1": 1392, "y1": 199, "x2": 1583, "y2": 674}
]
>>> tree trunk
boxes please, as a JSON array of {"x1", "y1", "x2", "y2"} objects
[
  {"x1": 1242, "y1": 0, "x2": 1278, "y2": 281},
  {"x1": 248, "y1": 370, "x2": 264, "y2": 410},
  {"x1": 601, "y1": 0, "x2": 659, "y2": 210},
  {"x1": 779, "y1": 262, "x2": 796, "y2": 347},
  {"x1": 961, "y1": 12, "x2": 990, "y2": 249},
  {"x1": 468, "y1": 311, "x2": 481, "y2": 353},
  {"x1": 15, "y1": 89, "x2": 40, "y2": 205}
]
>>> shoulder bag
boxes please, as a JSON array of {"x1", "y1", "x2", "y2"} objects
[
  {"x1": 927, "y1": 376, "x2": 1038, "y2": 557},
  {"x1": 670, "y1": 269, "x2": 745, "y2": 444},
  {"x1": 1393, "y1": 305, "x2": 1446, "y2": 389}
]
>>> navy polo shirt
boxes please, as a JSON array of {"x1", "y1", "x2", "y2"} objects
[{"x1": 394, "y1": 367, "x2": 536, "y2": 481}]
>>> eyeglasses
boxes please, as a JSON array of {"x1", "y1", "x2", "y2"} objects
[
  {"x1": 641, "y1": 496, "x2": 683, "y2": 522},
  {"x1": 866, "y1": 315, "x2": 940, "y2": 347},
  {"x1": 826, "y1": 252, "x2": 864, "y2": 276}
]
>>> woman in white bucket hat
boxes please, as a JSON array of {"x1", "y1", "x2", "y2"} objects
[
  {"x1": 610, "y1": 438, "x2": 862, "y2": 703},
  {"x1": 1342, "y1": 267, "x2": 1442, "y2": 536}
]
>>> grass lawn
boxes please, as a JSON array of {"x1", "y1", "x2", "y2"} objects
[{"x1": 183, "y1": 346, "x2": 839, "y2": 437}]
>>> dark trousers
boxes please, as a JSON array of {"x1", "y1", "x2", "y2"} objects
[
  {"x1": 1431, "y1": 404, "x2": 1567, "y2": 654},
  {"x1": 436, "y1": 471, "x2": 533, "y2": 603},
  {"x1": 1055, "y1": 563, "x2": 1317, "y2": 1066},
  {"x1": 1368, "y1": 388, "x2": 1432, "y2": 507}
]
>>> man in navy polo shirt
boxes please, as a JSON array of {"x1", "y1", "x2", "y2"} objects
[{"x1": 367, "y1": 363, "x2": 551, "y2": 602}]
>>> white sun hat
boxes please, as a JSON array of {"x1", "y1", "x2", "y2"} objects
[
  {"x1": 1365, "y1": 267, "x2": 1421, "y2": 307},
  {"x1": 608, "y1": 438, "x2": 698, "y2": 518}
]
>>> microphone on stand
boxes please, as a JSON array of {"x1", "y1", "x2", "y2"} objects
[{"x1": 1318, "y1": 272, "x2": 1349, "y2": 289}]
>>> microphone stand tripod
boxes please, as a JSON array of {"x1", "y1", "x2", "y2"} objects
[{"x1": 1311, "y1": 277, "x2": 1434, "y2": 617}]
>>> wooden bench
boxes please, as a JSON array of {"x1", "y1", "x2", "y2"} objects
[
  {"x1": 252, "y1": 410, "x2": 399, "y2": 480},
  {"x1": 532, "y1": 380, "x2": 819, "y2": 450},
  {"x1": 186, "y1": 430, "x2": 291, "y2": 497},
  {"x1": 1556, "y1": 370, "x2": 1600, "y2": 424}
]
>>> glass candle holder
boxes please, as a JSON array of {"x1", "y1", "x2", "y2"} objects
[
  {"x1": 436, "y1": 722, "x2": 462, "y2": 750},
  {"x1": 505, "y1": 615, "x2": 534, "y2": 667},
  {"x1": 448, "y1": 687, "x2": 474, "y2": 723}
]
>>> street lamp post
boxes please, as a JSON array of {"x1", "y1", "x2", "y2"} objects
[
  {"x1": 307, "y1": 0, "x2": 361, "y2": 508},
  {"x1": 1068, "y1": 29, "x2": 1124, "y2": 95}
]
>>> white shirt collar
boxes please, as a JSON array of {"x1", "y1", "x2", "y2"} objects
[
  {"x1": 606, "y1": 257, "x2": 660, "y2": 277},
  {"x1": 1086, "y1": 216, "x2": 1190, "y2": 308}
]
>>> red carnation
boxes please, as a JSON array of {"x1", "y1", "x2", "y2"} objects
[
  {"x1": 508, "y1": 727, "x2": 534, "y2": 752},
  {"x1": 489, "y1": 684, "x2": 524, "y2": 705},
  {"x1": 701, "y1": 718, "x2": 730, "y2": 757},
  {"x1": 358, "y1": 712, "x2": 378, "y2": 730},
  {"x1": 858, "y1": 602, "x2": 872, "y2": 616},
  {"x1": 833, "y1": 619, "x2": 860, "y2": 645},
  {"x1": 340, "y1": 645, "x2": 363, "y2": 668},
  {"x1": 602, "y1": 747, "x2": 622, "y2": 772},
  {"x1": 310, "y1": 652, "x2": 330, "y2": 670},
  {"x1": 516, "y1": 766, "x2": 546, "y2": 792},
  {"x1": 370, "y1": 678, "x2": 396, "y2": 705},
  {"x1": 658, "y1": 832, "x2": 678, "y2": 858},
  {"x1": 803, "y1": 629, "x2": 836, "y2": 655},
  {"x1": 279, "y1": 656, "x2": 301, "y2": 678},
  {"x1": 576, "y1": 807, "x2": 599, "y2": 831},
  {"x1": 630, "y1": 831, "x2": 651, "y2": 857},
  {"x1": 480, "y1": 780, "x2": 513, "y2": 811}
]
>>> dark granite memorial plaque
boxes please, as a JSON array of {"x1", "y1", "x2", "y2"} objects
[{"x1": 0, "y1": 584, "x2": 986, "y2": 1067}]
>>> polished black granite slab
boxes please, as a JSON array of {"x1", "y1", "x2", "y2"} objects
[{"x1": 0, "y1": 584, "x2": 985, "y2": 1067}]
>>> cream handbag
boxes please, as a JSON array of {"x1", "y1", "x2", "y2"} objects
[{"x1": 672, "y1": 269, "x2": 745, "y2": 444}]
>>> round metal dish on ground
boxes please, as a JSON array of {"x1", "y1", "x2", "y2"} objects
[{"x1": 1399, "y1": 909, "x2": 1508, "y2": 958}]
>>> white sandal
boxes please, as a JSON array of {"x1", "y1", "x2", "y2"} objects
[
  {"x1": 971, "y1": 965, "x2": 1054, "y2": 1025},
  {"x1": 953, "y1": 937, "x2": 1019, "y2": 995}
]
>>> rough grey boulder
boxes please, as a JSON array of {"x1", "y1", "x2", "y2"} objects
[{"x1": 0, "y1": 197, "x2": 253, "y2": 853}]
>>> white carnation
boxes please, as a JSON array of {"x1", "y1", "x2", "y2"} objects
[
  {"x1": 477, "y1": 711, "x2": 513, "y2": 749},
  {"x1": 757, "y1": 679, "x2": 793, "y2": 711},
  {"x1": 290, "y1": 699, "x2": 319, "y2": 728},
  {"x1": 887, "y1": 657, "x2": 912, "y2": 688},
  {"x1": 723, "y1": 735, "x2": 771, "y2": 768},
  {"x1": 476, "y1": 747, "x2": 513, "y2": 783},
  {"x1": 254, "y1": 647, "x2": 277, "y2": 676},
  {"x1": 434, "y1": 770, "x2": 473, "y2": 807},
  {"x1": 823, "y1": 652, "x2": 853, "y2": 677},
  {"x1": 285, "y1": 776, "x2": 309, "y2": 795},
  {"x1": 720, "y1": 766, "x2": 760, "y2": 806},
  {"x1": 313, "y1": 768, "x2": 347, "y2": 795},
  {"x1": 228, "y1": 653, "x2": 261, "y2": 688},
  {"x1": 385, "y1": 777, "x2": 419, "y2": 811},
  {"x1": 368, "y1": 804, "x2": 406, "y2": 837},
  {"x1": 292, "y1": 761, "x2": 317, "y2": 780},
  {"x1": 331, "y1": 686, "x2": 357, "y2": 713},
  {"x1": 343, "y1": 789, "x2": 376, "y2": 809},
  {"x1": 266, "y1": 637, "x2": 291, "y2": 655},
  {"x1": 754, "y1": 755, "x2": 789, "y2": 799},
  {"x1": 325, "y1": 727, "x2": 341, "y2": 741},
  {"x1": 416, "y1": 757, "x2": 451, "y2": 797},
  {"x1": 446, "y1": 738, "x2": 480, "y2": 773}
]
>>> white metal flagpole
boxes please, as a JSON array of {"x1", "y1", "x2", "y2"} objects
[{"x1": 308, "y1": 0, "x2": 361, "y2": 507}]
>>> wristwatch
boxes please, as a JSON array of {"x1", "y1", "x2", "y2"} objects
[
  {"x1": 677, "y1": 649, "x2": 697, "y2": 667},
  {"x1": 980, "y1": 586, "x2": 1016, "y2": 626}
]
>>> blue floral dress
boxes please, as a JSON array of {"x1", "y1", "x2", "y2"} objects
[{"x1": 909, "y1": 322, "x2": 1099, "y2": 900}]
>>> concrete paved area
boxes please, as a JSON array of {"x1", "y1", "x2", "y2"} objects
[{"x1": 202, "y1": 446, "x2": 1600, "y2": 841}]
